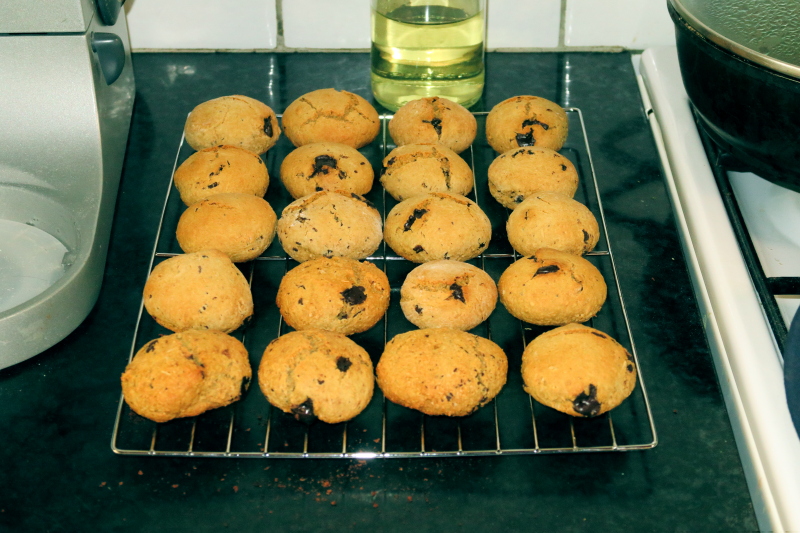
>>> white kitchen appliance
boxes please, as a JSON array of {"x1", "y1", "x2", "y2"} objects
[
  {"x1": 0, "y1": 0, "x2": 135, "y2": 368},
  {"x1": 639, "y1": 46, "x2": 800, "y2": 532}
]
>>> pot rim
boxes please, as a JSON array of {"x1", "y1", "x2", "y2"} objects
[{"x1": 669, "y1": 0, "x2": 800, "y2": 81}]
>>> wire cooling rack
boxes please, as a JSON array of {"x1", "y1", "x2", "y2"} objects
[{"x1": 111, "y1": 109, "x2": 658, "y2": 458}]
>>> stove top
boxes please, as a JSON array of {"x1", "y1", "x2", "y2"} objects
[{"x1": 640, "y1": 46, "x2": 800, "y2": 533}]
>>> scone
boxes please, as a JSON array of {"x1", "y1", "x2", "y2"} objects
[
  {"x1": 176, "y1": 193, "x2": 278, "y2": 262},
  {"x1": 487, "y1": 146, "x2": 579, "y2": 209},
  {"x1": 384, "y1": 192, "x2": 491, "y2": 263},
  {"x1": 184, "y1": 95, "x2": 281, "y2": 154},
  {"x1": 388, "y1": 97, "x2": 477, "y2": 154},
  {"x1": 380, "y1": 143, "x2": 474, "y2": 201},
  {"x1": 497, "y1": 248, "x2": 606, "y2": 326},
  {"x1": 376, "y1": 328, "x2": 507, "y2": 416},
  {"x1": 173, "y1": 145, "x2": 270, "y2": 206},
  {"x1": 258, "y1": 329, "x2": 375, "y2": 424},
  {"x1": 521, "y1": 323, "x2": 637, "y2": 417},
  {"x1": 400, "y1": 260, "x2": 497, "y2": 331},
  {"x1": 506, "y1": 192, "x2": 599, "y2": 256},
  {"x1": 276, "y1": 190, "x2": 383, "y2": 262},
  {"x1": 121, "y1": 330, "x2": 252, "y2": 423},
  {"x1": 279, "y1": 142, "x2": 374, "y2": 199},
  {"x1": 281, "y1": 88, "x2": 380, "y2": 148},
  {"x1": 143, "y1": 249, "x2": 253, "y2": 333},
  {"x1": 276, "y1": 256, "x2": 390, "y2": 335},
  {"x1": 485, "y1": 96, "x2": 569, "y2": 153}
]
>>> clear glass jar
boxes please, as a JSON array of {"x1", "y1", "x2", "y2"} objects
[{"x1": 370, "y1": 0, "x2": 486, "y2": 111}]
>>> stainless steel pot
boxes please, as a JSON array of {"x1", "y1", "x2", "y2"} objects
[{"x1": 668, "y1": 0, "x2": 800, "y2": 191}]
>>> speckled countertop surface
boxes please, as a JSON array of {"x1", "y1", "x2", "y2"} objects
[{"x1": 0, "y1": 52, "x2": 757, "y2": 531}]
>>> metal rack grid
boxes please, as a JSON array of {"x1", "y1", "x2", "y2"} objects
[{"x1": 111, "y1": 109, "x2": 658, "y2": 458}]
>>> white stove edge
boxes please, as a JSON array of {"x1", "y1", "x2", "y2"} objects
[{"x1": 637, "y1": 47, "x2": 800, "y2": 533}]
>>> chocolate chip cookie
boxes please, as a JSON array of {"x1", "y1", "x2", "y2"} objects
[
  {"x1": 281, "y1": 88, "x2": 380, "y2": 149},
  {"x1": 376, "y1": 328, "x2": 508, "y2": 416},
  {"x1": 258, "y1": 329, "x2": 375, "y2": 424},
  {"x1": 506, "y1": 192, "x2": 599, "y2": 256},
  {"x1": 276, "y1": 256, "x2": 390, "y2": 335},
  {"x1": 276, "y1": 190, "x2": 383, "y2": 262},
  {"x1": 184, "y1": 95, "x2": 280, "y2": 154},
  {"x1": 121, "y1": 329, "x2": 252, "y2": 423},
  {"x1": 384, "y1": 192, "x2": 491, "y2": 263},
  {"x1": 143, "y1": 249, "x2": 253, "y2": 333},
  {"x1": 485, "y1": 96, "x2": 568, "y2": 153},
  {"x1": 487, "y1": 146, "x2": 579, "y2": 209},
  {"x1": 388, "y1": 96, "x2": 477, "y2": 154},
  {"x1": 521, "y1": 323, "x2": 637, "y2": 417},
  {"x1": 400, "y1": 260, "x2": 497, "y2": 331},
  {"x1": 176, "y1": 193, "x2": 278, "y2": 262},
  {"x1": 280, "y1": 142, "x2": 374, "y2": 199},
  {"x1": 497, "y1": 248, "x2": 606, "y2": 326},
  {"x1": 380, "y1": 143, "x2": 474, "y2": 201},
  {"x1": 173, "y1": 145, "x2": 270, "y2": 207}
]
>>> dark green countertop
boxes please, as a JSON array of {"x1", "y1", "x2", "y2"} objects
[{"x1": 0, "y1": 52, "x2": 757, "y2": 532}]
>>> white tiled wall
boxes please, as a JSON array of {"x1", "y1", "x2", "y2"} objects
[{"x1": 125, "y1": 0, "x2": 675, "y2": 51}]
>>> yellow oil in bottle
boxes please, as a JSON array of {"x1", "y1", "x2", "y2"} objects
[{"x1": 370, "y1": 4, "x2": 485, "y2": 111}]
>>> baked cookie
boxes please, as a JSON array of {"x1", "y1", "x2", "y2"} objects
[
  {"x1": 400, "y1": 260, "x2": 497, "y2": 331},
  {"x1": 281, "y1": 88, "x2": 380, "y2": 149},
  {"x1": 521, "y1": 323, "x2": 636, "y2": 417},
  {"x1": 121, "y1": 330, "x2": 251, "y2": 423},
  {"x1": 498, "y1": 248, "x2": 606, "y2": 326},
  {"x1": 173, "y1": 145, "x2": 270, "y2": 206},
  {"x1": 376, "y1": 328, "x2": 507, "y2": 417},
  {"x1": 276, "y1": 190, "x2": 383, "y2": 262},
  {"x1": 176, "y1": 193, "x2": 278, "y2": 262},
  {"x1": 258, "y1": 329, "x2": 375, "y2": 424},
  {"x1": 184, "y1": 95, "x2": 280, "y2": 154},
  {"x1": 485, "y1": 96, "x2": 569, "y2": 153},
  {"x1": 380, "y1": 143, "x2": 473, "y2": 201},
  {"x1": 506, "y1": 192, "x2": 599, "y2": 256},
  {"x1": 276, "y1": 256, "x2": 390, "y2": 335},
  {"x1": 388, "y1": 97, "x2": 477, "y2": 154},
  {"x1": 279, "y1": 142, "x2": 374, "y2": 199},
  {"x1": 487, "y1": 146, "x2": 579, "y2": 209},
  {"x1": 384, "y1": 192, "x2": 491, "y2": 263},
  {"x1": 143, "y1": 249, "x2": 253, "y2": 333}
]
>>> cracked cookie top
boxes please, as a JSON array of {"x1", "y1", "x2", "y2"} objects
[
  {"x1": 485, "y1": 95, "x2": 568, "y2": 154},
  {"x1": 380, "y1": 143, "x2": 474, "y2": 201},
  {"x1": 173, "y1": 145, "x2": 269, "y2": 206},
  {"x1": 281, "y1": 88, "x2": 380, "y2": 149},
  {"x1": 497, "y1": 248, "x2": 607, "y2": 326},
  {"x1": 280, "y1": 142, "x2": 374, "y2": 199}
]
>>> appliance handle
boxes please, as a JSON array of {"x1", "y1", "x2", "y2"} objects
[{"x1": 91, "y1": 32, "x2": 126, "y2": 85}]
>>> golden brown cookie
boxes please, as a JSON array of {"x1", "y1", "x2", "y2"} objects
[
  {"x1": 487, "y1": 146, "x2": 579, "y2": 209},
  {"x1": 384, "y1": 192, "x2": 491, "y2": 263},
  {"x1": 276, "y1": 190, "x2": 383, "y2": 262},
  {"x1": 380, "y1": 143, "x2": 474, "y2": 201},
  {"x1": 258, "y1": 329, "x2": 375, "y2": 424},
  {"x1": 276, "y1": 256, "x2": 390, "y2": 335},
  {"x1": 485, "y1": 96, "x2": 568, "y2": 153},
  {"x1": 279, "y1": 142, "x2": 374, "y2": 199},
  {"x1": 521, "y1": 323, "x2": 637, "y2": 417},
  {"x1": 173, "y1": 145, "x2": 270, "y2": 207},
  {"x1": 497, "y1": 248, "x2": 606, "y2": 326},
  {"x1": 281, "y1": 88, "x2": 380, "y2": 148},
  {"x1": 184, "y1": 95, "x2": 280, "y2": 154},
  {"x1": 376, "y1": 328, "x2": 507, "y2": 416},
  {"x1": 388, "y1": 97, "x2": 477, "y2": 154},
  {"x1": 143, "y1": 249, "x2": 253, "y2": 333},
  {"x1": 506, "y1": 192, "x2": 599, "y2": 256},
  {"x1": 400, "y1": 260, "x2": 497, "y2": 331},
  {"x1": 121, "y1": 330, "x2": 251, "y2": 423},
  {"x1": 176, "y1": 193, "x2": 278, "y2": 262}
]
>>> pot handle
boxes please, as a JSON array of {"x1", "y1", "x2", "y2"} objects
[{"x1": 785, "y1": 307, "x2": 800, "y2": 437}]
